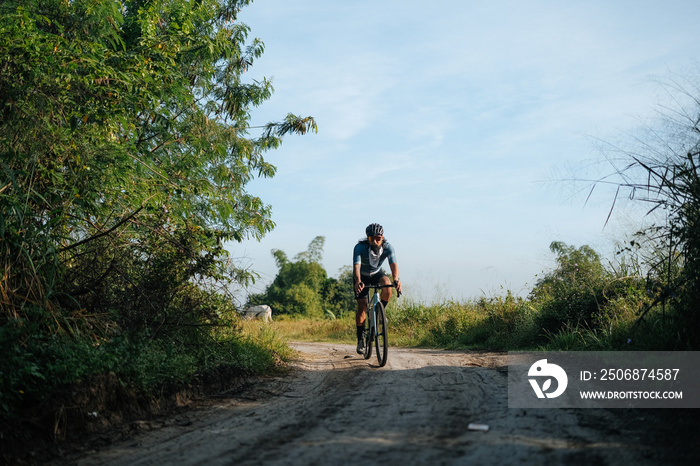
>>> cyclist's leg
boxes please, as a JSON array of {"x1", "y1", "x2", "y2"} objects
[
  {"x1": 356, "y1": 295, "x2": 368, "y2": 326},
  {"x1": 378, "y1": 274, "x2": 393, "y2": 305},
  {"x1": 355, "y1": 281, "x2": 370, "y2": 354}
]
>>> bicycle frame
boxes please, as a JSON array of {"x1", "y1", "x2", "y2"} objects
[{"x1": 367, "y1": 287, "x2": 381, "y2": 335}]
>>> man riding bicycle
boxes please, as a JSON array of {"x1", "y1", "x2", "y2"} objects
[{"x1": 353, "y1": 223, "x2": 402, "y2": 354}]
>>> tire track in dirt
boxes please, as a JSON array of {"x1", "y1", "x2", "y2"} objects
[{"x1": 65, "y1": 342, "x2": 696, "y2": 465}]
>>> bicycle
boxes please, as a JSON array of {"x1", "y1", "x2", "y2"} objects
[{"x1": 361, "y1": 283, "x2": 400, "y2": 367}]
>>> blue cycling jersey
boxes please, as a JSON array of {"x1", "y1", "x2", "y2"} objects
[{"x1": 353, "y1": 240, "x2": 397, "y2": 277}]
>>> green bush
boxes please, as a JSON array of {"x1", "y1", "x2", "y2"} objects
[
  {"x1": 477, "y1": 293, "x2": 539, "y2": 349},
  {"x1": 528, "y1": 242, "x2": 650, "y2": 341},
  {"x1": 0, "y1": 316, "x2": 120, "y2": 418},
  {"x1": 529, "y1": 242, "x2": 607, "y2": 333},
  {"x1": 0, "y1": 0, "x2": 311, "y2": 424},
  {"x1": 249, "y1": 237, "x2": 356, "y2": 317}
]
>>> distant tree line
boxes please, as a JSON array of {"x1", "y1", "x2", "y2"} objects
[{"x1": 247, "y1": 236, "x2": 356, "y2": 318}]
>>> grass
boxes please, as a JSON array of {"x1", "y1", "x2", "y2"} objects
[
  {"x1": 254, "y1": 295, "x2": 683, "y2": 353},
  {"x1": 242, "y1": 316, "x2": 356, "y2": 344}
]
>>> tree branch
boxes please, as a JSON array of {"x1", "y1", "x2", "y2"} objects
[{"x1": 60, "y1": 206, "x2": 143, "y2": 253}]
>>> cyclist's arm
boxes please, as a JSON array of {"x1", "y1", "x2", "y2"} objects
[
  {"x1": 390, "y1": 262, "x2": 402, "y2": 294},
  {"x1": 353, "y1": 263, "x2": 364, "y2": 295},
  {"x1": 353, "y1": 244, "x2": 364, "y2": 295}
]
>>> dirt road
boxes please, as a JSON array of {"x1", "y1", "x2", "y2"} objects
[{"x1": 65, "y1": 342, "x2": 697, "y2": 465}]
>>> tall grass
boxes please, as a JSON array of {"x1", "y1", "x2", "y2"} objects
[
  {"x1": 236, "y1": 320, "x2": 299, "y2": 368},
  {"x1": 264, "y1": 240, "x2": 691, "y2": 352},
  {"x1": 269, "y1": 293, "x2": 681, "y2": 352},
  {"x1": 259, "y1": 315, "x2": 356, "y2": 343}
]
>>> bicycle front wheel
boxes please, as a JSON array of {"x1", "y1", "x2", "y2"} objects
[
  {"x1": 363, "y1": 323, "x2": 372, "y2": 360},
  {"x1": 374, "y1": 301, "x2": 388, "y2": 367}
]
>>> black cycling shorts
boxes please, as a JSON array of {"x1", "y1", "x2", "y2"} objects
[{"x1": 355, "y1": 271, "x2": 387, "y2": 300}]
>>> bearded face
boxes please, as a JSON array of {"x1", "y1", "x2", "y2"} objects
[{"x1": 369, "y1": 236, "x2": 383, "y2": 253}]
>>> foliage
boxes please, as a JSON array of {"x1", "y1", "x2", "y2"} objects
[
  {"x1": 591, "y1": 70, "x2": 700, "y2": 348},
  {"x1": 473, "y1": 292, "x2": 539, "y2": 349},
  {"x1": 271, "y1": 293, "x2": 672, "y2": 354},
  {"x1": 528, "y1": 242, "x2": 651, "y2": 340},
  {"x1": 387, "y1": 293, "x2": 539, "y2": 350},
  {"x1": 0, "y1": 0, "x2": 314, "y2": 419},
  {"x1": 323, "y1": 266, "x2": 356, "y2": 317},
  {"x1": 0, "y1": 315, "x2": 292, "y2": 419},
  {"x1": 0, "y1": 0, "x2": 316, "y2": 329},
  {"x1": 267, "y1": 241, "x2": 666, "y2": 352},
  {"x1": 529, "y1": 242, "x2": 607, "y2": 333},
  {"x1": 248, "y1": 237, "x2": 356, "y2": 317}
]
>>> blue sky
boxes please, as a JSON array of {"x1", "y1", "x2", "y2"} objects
[{"x1": 228, "y1": 0, "x2": 700, "y2": 303}]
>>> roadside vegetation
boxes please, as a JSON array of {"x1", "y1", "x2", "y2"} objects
[
  {"x1": 0, "y1": 0, "x2": 312, "y2": 440},
  {"x1": 1, "y1": 0, "x2": 699, "y2": 461},
  {"x1": 264, "y1": 238, "x2": 683, "y2": 352}
]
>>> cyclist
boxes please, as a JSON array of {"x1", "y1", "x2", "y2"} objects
[{"x1": 353, "y1": 223, "x2": 402, "y2": 354}]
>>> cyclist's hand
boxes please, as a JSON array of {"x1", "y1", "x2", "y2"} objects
[
  {"x1": 354, "y1": 281, "x2": 365, "y2": 296},
  {"x1": 394, "y1": 279, "x2": 402, "y2": 295}
]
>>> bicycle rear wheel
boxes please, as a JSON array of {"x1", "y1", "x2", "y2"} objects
[{"x1": 374, "y1": 302, "x2": 388, "y2": 367}]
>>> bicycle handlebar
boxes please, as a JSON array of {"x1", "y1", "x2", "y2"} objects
[{"x1": 364, "y1": 283, "x2": 402, "y2": 297}]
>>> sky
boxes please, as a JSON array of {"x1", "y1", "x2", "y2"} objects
[{"x1": 227, "y1": 0, "x2": 700, "y2": 303}]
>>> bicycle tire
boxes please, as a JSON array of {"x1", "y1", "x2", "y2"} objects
[
  {"x1": 362, "y1": 323, "x2": 372, "y2": 359},
  {"x1": 374, "y1": 301, "x2": 388, "y2": 367}
]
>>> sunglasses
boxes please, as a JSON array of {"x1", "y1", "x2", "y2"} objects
[{"x1": 369, "y1": 236, "x2": 383, "y2": 242}]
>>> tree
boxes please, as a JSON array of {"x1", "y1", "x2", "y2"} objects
[
  {"x1": 530, "y1": 242, "x2": 607, "y2": 332},
  {"x1": 0, "y1": 0, "x2": 316, "y2": 335},
  {"x1": 248, "y1": 237, "x2": 354, "y2": 317},
  {"x1": 322, "y1": 266, "x2": 357, "y2": 317},
  {"x1": 294, "y1": 236, "x2": 325, "y2": 264}
]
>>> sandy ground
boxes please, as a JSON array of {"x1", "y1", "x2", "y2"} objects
[{"x1": 59, "y1": 342, "x2": 698, "y2": 465}]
